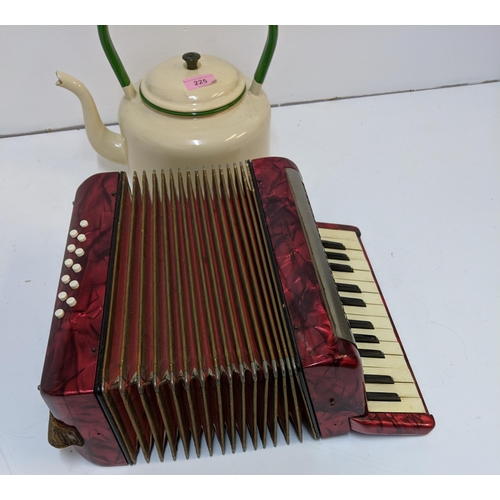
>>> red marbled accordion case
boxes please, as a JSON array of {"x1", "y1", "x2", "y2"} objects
[{"x1": 40, "y1": 157, "x2": 434, "y2": 466}]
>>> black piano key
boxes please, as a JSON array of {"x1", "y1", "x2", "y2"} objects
[
  {"x1": 364, "y1": 374, "x2": 394, "y2": 384},
  {"x1": 336, "y1": 283, "x2": 362, "y2": 294},
  {"x1": 329, "y1": 263, "x2": 353, "y2": 273},
  {"x1": 358, "y1": 349, "x2": 385, "y2": 358},
  {"x1": 321, "y1": 240, "x2": 346, "y2": 250},
  {"x1": 325, "y1": 251, "x2": 350, "y2": 261},
  {"x1": 366, "y1": 392, "x2": 401, "y2": 402},
  {"x1": 353, "y1": 333, "x2": 379, "y2": 344},
  {"x1": 349, "y1": 319, "x2": 374, "y2": 330},
  {"x1": 340, "y1": 296, "x2": 366, "y2": 307}
]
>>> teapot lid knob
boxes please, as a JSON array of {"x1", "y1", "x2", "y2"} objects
[{"x1": 182, "y1": 52, "x2": 201, "y2": 70}]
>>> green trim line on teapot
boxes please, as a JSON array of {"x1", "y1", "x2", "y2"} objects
[{"x1": 139, "y1": 85, "x2": 247, "y2": 117}]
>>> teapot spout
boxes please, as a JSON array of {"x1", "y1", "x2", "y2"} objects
[{"x1": 56, "y1": 71, "x2": 126, "y2": 165}]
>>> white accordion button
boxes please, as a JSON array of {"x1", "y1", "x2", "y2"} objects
[
  {"x1": 69, "y1": 280, "x2": 79, "y2": 290},
  {"x1": 75, "y1": 248, "x2": 85, "y2": 257},
  {"x1": 69, "y1": 229, "x2": 78, "y2": 238},
  {"x1": 61, "y1": 274, "x2": 71, "y2": 284},
  {"x1": 58, "y1": 291, "x2": 68, "y2": 301},
  {"x1": 66, "y1": 297, "x2": 77, "y2": 307},
  {"x1": 80, "y1": 220, "x2": 89, "y2": 228},
  {"x1": 67, "y1": 244, "x2": 76, "y2": 253},
  {"x1": 64, "y1": 259, "x2": 74, "y2": 268},
  {"x1": 72, "y1": 263, "x2": 82, "y2": 273},
  {"x1": 77, "y1": 234, "x2": 87, "y2": 242},
  {"x1": 54, "y1": 309, "x2": 65, "y2": 319}
]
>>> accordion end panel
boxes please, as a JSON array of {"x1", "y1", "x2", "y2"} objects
[
  {"x1": 251, "y1": 157, "x2": 366, "y2": 438},
  {"x1": 299, "y1": 340, "x2": 366, "y2": 437},
  {"x1": 39, "y1": 172, "x2": 128, "y2": 466}
]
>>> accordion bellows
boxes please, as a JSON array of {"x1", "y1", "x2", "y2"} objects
[{"x1": 100, "y1": 161, "x2": 320, "y2": 463}]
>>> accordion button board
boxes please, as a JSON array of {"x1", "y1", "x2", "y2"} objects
[{"x1": 40, "y1": 157, "x2": 434, "y2": 466}]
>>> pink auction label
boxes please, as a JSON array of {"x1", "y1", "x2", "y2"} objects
[{"x1": 183, "y1": 73, "x2": 217, "y2": 90}]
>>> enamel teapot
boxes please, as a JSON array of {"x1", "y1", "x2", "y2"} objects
[{"x1": 56, "y1": 25, "x2": 278, "y2": 176}]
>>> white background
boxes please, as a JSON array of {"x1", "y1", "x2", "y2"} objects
[
  {"x1": 1, "y1": 25, "x2": 500, "y2": 136},
  {"x1": 1, "y1": 3, "x2": 499, "y2": 485}
]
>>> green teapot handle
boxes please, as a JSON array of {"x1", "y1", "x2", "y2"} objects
[{"x1": 97, "y1": 25, "x2": 278, "y2": 98}]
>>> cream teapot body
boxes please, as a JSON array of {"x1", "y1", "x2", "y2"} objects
[
  {"x1": 57, "y1": 26, "x2": 278, "y2": 177},
  {"x1": 117, "y1": 77, "x2": 271, "y2": 176}
]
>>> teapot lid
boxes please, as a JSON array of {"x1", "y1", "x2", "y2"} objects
[{"x1": 140, "y1": 53, "x2": 247, "y2": 116}]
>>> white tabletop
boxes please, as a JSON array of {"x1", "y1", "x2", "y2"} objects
[{"x1": 0, "y1": 82, "x2": 498, "y2": 475}]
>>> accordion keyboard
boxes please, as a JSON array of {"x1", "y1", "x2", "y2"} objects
[{"x1": 317, "y1": 225, "x2": 427, "y2": 416}]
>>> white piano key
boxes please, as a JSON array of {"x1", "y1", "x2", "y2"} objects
[
  {"x1": 328, "y1": 256, "x2": 371, "y2": 271},
  {"x1": 326, "y1": 248, "x2": 367, "y2": 262},
  {"x1": 320, "y1": 228, "x2": 360, "y2": 242},
  {"x1": 348, "y1": 313, "x2": 393, "y2": 329},
  {"x1": 360, "y1": 354, "x2": 408, "y2": 369},
  {"x1": 343, "y1": 303, "x2": 389, "y2": 318},
  {"x1": 365, "y1": 382, "x2": 421, "y2": 398},
  {"x1": 362, "y1": 366, "x2": 416, "y2": 383},
  {"x1": 356, "y1": 340, "x2": 405, "y2": 356},
  {"x1": 367, "y1": 398, "x2": 426, "y2": 414},
  {"x1": 334, "y1": 278, "x2": 379, "y2": 294},
  {"x1": 339, "y1": 291, "x2": 383, "y2": 305},
  {"x1": 320, "y1": 229, "x2": 361, "y2": 245},
  {"x1": 323, "y1": 238, "x2": 362, "y2": 251},
  {"x1": 331, "y1": 268, "x2": 374, "y2": 283},
  {"x1": 351, "y1": 328, "x2": 397, "y2": 342}
]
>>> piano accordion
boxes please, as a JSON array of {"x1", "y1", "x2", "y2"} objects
[{"x1": 40, "y1": 157, "x2": 434, "y2": 466}]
